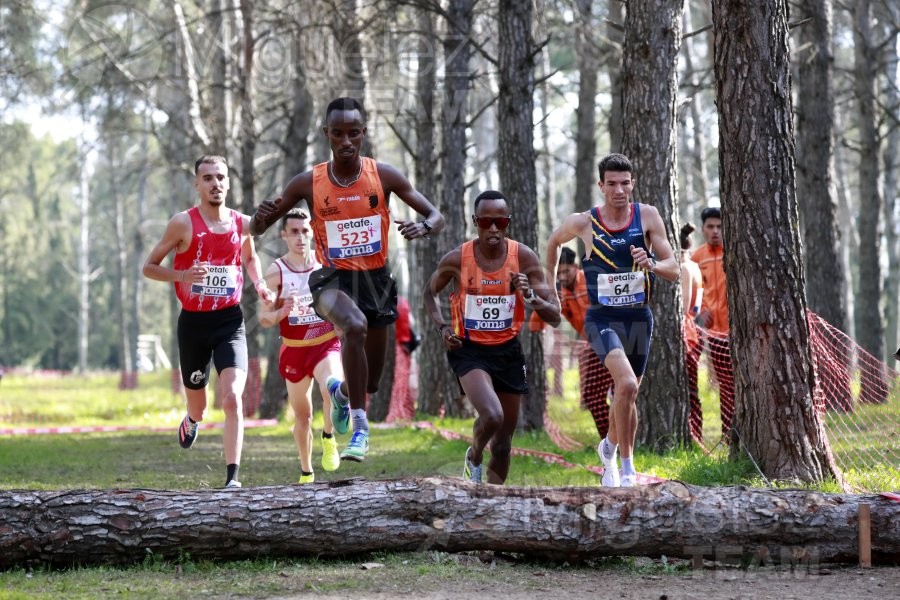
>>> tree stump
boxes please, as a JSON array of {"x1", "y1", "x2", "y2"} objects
[{"x1": 1, "y1": 478, "x2": 897, "y2": 568}]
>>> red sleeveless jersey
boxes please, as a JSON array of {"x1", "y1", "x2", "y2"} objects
[
  {"x1": 275, "y1": 258, "x2": 336, "y2": 346},
  {"x1": 310, "y1": 157, "x2": 389, "y2": 271},
  {"x1": 173, "y1": 207, "x2": 243, "y2": 312},
  {"x1": 450, "y1": 239, "x2": 525, "y2": 345}
]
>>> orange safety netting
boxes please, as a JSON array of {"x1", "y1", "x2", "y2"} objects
[{"x1": 541, "y1": 310, "x2": 899, "y2": 491}]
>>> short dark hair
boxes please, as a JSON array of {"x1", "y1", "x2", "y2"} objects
[
  {"x1": 680, "y1": 223, "x2": 696, "y2": 250},
  {"x1": 194, "y1": 155, "x2": 228, "y2": 174},
  {"x1": 700, "y1": 206, "x2": 721, "y2": 223},
  {"x1": 559, "y1": 247, "x2": 577, "y2": 265},
  {"x1": 325, "y1": 97, "x2": 366, "y2": 122},
  {"x1": 473, "y1": 189, "x2": 507, "y2": 211},
  {"x1": 597, "y1": 153, "x2": 633, "y2": 182},
  {"x1": 281, "y1": 208, "x2": 309, "y2": 230}
]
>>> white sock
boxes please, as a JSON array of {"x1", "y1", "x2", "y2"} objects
[
  {"x1": 601, "y1": 437, "x2": 618, "y2": 461},
  {"x1": 621, "y1": 456, "x2": 636, "y2": 475},
  {"x1": 336, "y1": 387, "x2": 350, "y2": 406},
  {"x1": 351, "y1": 408, "x2": 369, "y2": 432}
]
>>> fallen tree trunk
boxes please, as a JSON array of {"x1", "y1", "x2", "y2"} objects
[{"x1": 1, "y1": 478, "x2": 897, "y2": 568}]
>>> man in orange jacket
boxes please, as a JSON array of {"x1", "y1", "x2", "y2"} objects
[{"x1": 691, "y1": 206, "x2": 734, "y2": 438}]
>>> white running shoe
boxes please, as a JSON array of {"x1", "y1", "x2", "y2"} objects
[
  {"x1": 620, "y1": 473, "x2": 637, "y2": 488},
  {"x1": 598, "y1": 441, "x2": 620, "y2": 487}
]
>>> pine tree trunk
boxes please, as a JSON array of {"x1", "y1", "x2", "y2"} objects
[
  {"x1": 573, "y1": 0, "x2": 598, "y2": 215},
  {"x1": 712, "y1": 0, "x2": 841, "y2": 482},
  {"x1": 620, "y1": 0, "x2": 689, "y2": 451},
  {"x1": 2, "y1": 479, "x2": 897, "y2": 568},
  {"x1": 418, "y1": 0, "x2": 474, "y2": 418},
  {"x1": 497, "y1": 0, "x2": 544, "y2": 431},
  {"x1": 853, "y1": 0, "x2": 886, "y2": 370}
]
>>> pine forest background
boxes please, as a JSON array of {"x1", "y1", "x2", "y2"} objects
[{"x1": 1, "y1": 0, "x2": 898, "y2": 454}]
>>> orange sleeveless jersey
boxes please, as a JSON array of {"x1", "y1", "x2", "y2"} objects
[
  {"x1": 310, "y1": 157, "x2": 389, "y2": 271},
  {"x1": 450, "y1": 239, "x2": 525, "y2": 345}
]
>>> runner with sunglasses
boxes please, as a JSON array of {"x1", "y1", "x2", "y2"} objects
[
  {"x1": 545, "y1": 153, "x2": 679, "y2": 488},
  {"x1": 424, "y1": 190, "x2": 560, "y2": 484},
  {"x1": 250, "y1": 97, "x2": 444, "y2": 463}
]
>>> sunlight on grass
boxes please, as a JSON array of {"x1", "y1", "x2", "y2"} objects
[{"x1": 1, "y1": 368, "x2": 895, "y2": 492}]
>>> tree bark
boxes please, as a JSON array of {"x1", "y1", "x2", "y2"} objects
[
  {"x1": 418, "y1": 0, "x2": 474, "y2": 418},
  {"x1": 411, "y1": 6, "x2": 438, "y2": 381},
  {"x1": 573, "y1": 0, "x2": 598, "y2": 215},
  {"x1": 605, "y1": 1, "x2": 625, "y2": 151},
  {"x1": 2, "y1": 479, "x2": 897, "y2": 568},
  {"x1": 795, "y1": 0, "x2": 848, "y2": 335},
  {"x1": 497, "y1": 0, "x2": 545, "y2": 431},
  {"x1": 794, "y1": 0, "x2": 853, "y2": 411},
  {"x1": 712, "y1": 0, "x2": 840, "y2": 481},
  {"x1": 877, "y1": 1, "x2": 900, "y2": 362},
  {"x1": 620, "y1": 0, "x2": 689, "y2": 451},
  {"x1": 853, "y1": 0, "x2": 886, "y2": 371}
]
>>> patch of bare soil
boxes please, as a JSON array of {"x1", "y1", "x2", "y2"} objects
[{"x1": 269, "y1": 555, "x2": 899, "y2": 600}]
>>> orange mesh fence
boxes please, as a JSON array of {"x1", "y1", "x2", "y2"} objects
[{"x1": 542, "y1": 311, "x2": 899, "y2": 491}]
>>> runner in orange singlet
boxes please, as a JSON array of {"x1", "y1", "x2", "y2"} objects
[
  {"x1": 424, "y1": 190, "x2": 560, "y2": 484},
  {"x1": 250, "y1": 98, "x2": 443, "y2": 463}
]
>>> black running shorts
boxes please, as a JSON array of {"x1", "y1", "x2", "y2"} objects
[
  {"x1": 177, "y1": 305, "x2": 248, "y2": 389},
  {"x1": 446, "y1": 337, "x2": 529, "y2": 395},
  {"x1": 308, "y1": 266, "x2": 398, "y2": 328}
]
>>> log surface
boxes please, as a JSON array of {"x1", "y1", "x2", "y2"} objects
[{"x1": 1, "y1": 478, "x2": 898, "y2": 567}]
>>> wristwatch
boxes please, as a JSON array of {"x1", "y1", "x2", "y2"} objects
[
  {"x1": 523, "y1": 289, "x2": 538, "y2": 305},
  {"x1": 647, "y1": 257, "x2": 657, "y2": 272},
  {"x1": 421, "y1": 220, "x2": 432, "y2": 236}
]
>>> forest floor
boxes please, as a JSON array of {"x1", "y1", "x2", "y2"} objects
[{"x1": 273, "y1": 558, "x2": 898, "y2": 600}]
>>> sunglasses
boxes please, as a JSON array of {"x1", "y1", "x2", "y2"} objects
[{"x1": 473, "y1": 216, "x2": 511, "y2": 230}]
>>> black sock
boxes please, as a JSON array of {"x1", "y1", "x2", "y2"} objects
[
  {"x1": 322, "y1": 431, "x2": 333, "y2": 439},
  {"x1": 226, "y1": 463, "x2": 239, "y2": 484},
  {"x1": 188, "y1": 416, "x2": 196, "y2": 424},
  {"x1": 301, "y1": 470, "x2": 313, "y2": 476}
]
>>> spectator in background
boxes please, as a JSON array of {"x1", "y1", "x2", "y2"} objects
[
  {"x1": 680, "y1": 223, "x2": 703, "y2": 442},
  {"x1": 528, "y1": 247, "x2": 613, "y2": 438},
  {"x1": 691, "y1": 206, "x2": 734, "y2": 439},
  {"x1": 387, "y1": 296, "x2": 420, "y2": 422}
]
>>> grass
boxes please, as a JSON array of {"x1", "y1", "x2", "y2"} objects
[{"x1": 0, "y1": 369, "x2": 896, "y2": 597}]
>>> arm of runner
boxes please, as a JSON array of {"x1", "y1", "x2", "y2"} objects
[
  {"x1": 545, "y1": 213, "x2": 587, "y2": 309},
  {"x1": 424, "y1": 248, "x2": 464, "y2": 350},
  {"x1": 380, "y1": 163, "x2": 444, "y2": 240},
  {"x1": 258, "y1": 262, "x2": 287, "y2": 328},
  {"x1": 249, "y1": 172, "x2": 313, "y2": 236},
  {"x1": 241, "y1": 216, "x2": 276, "y2": 303},
  {"x1": 513, "y1": 246, "x2": 562, "y2": 328},
  {"x1": 636, "y1": 204, "x2": 680, "y2": 282},
  {"x1": 142, "y1": 212, "x2": 191, "y2": 283}
]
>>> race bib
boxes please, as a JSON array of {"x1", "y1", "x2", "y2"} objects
[
  {"x1": 192, "y1": 265, "x2": 239, "y2": 297},
  {"x1": 464, "y1": 294, "x2": 516, "y2": 331},
  {"x1": 288, "y1": 293, "x2": 323, "y2": 326},
  {"x1": 325, "y1": 216, "x2": 382, "y2": 259},
  {"x1": 596, "y1": 271, "x2": 646, "y2": 307}
]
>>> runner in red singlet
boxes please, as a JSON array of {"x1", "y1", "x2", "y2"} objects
[
  {"x1": 143, "y1": 155, "x2": 275, "y2": 489},
  {"x1": 259, "y1": 209, "x2": 345, "y2": 483}
]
